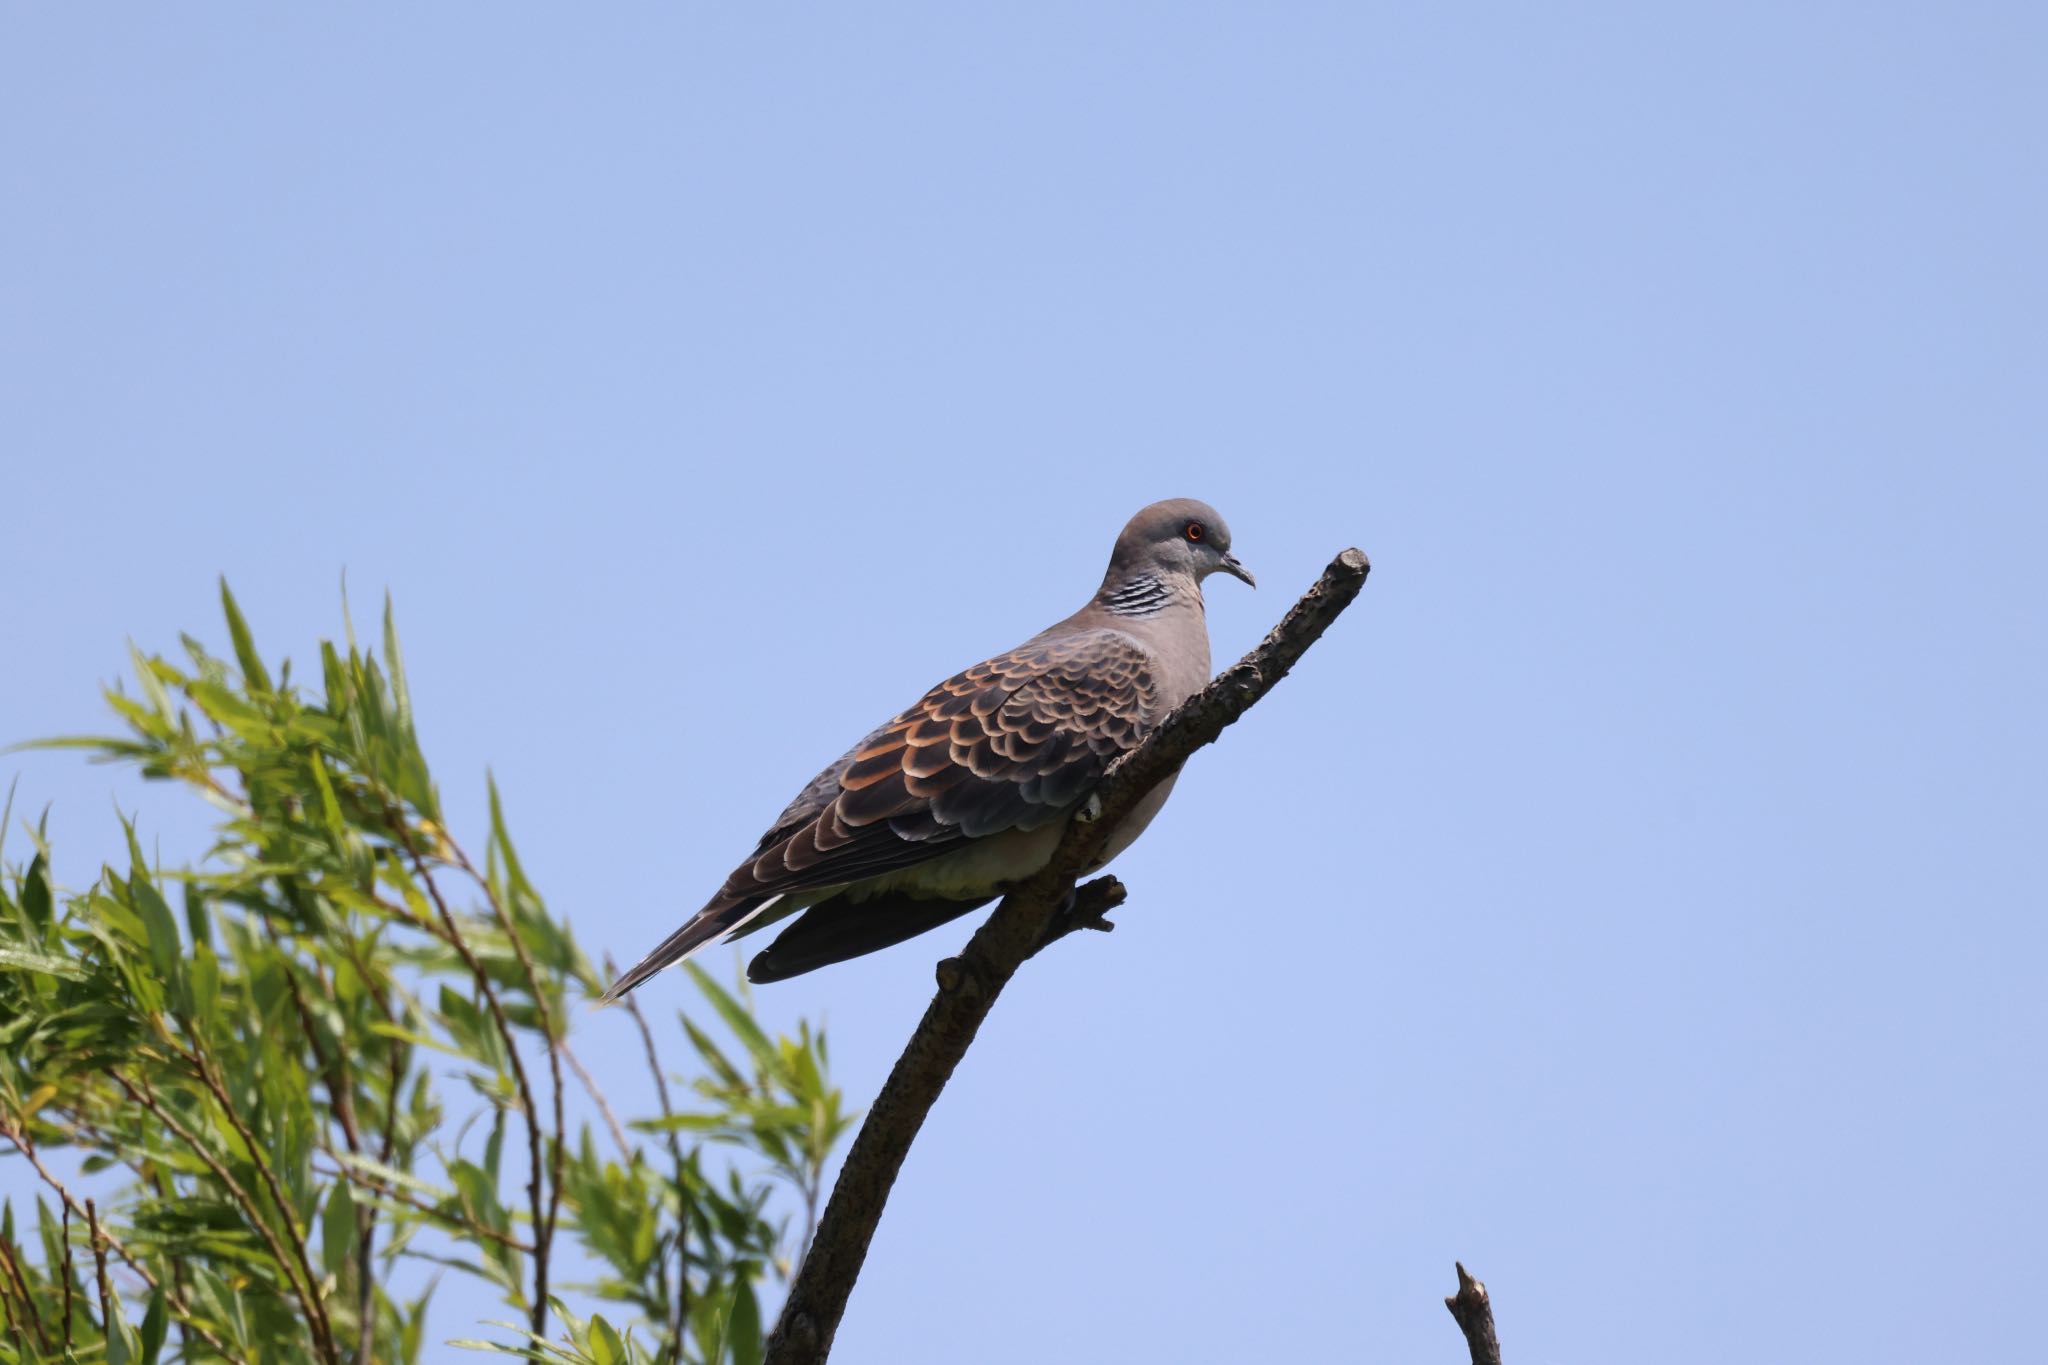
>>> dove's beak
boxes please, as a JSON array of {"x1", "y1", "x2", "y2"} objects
[{"x1": 1220, "y1": 553, "x2": 1256, "y2": 588}]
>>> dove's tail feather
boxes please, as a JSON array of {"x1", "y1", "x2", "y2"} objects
[
  {"x1": 601, "y1": 894, "x2": 786, "y2": 1003},
  {"x1": 746, "y1": 890, "x2": 993, "y2": 984}
]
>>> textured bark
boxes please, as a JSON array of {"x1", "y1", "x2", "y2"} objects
[
  {"x1": 763, "y1": 548, "x2": 1371, "y2": 1365},
  {"x1": 1445, "y1": 1262, "x2": 1504, "y2": 1365}
]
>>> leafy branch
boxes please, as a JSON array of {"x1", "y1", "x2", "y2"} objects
[{"x1": 0, "y1": 585, "x2": 851, "y2": 1363}]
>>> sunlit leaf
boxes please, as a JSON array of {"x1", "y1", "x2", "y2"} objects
[{"x1": 220, "y1": 577, "x2": 273, "y2": 693}]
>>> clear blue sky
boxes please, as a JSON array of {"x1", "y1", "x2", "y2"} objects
[{"x1": 5, "y1": 5, "x2": 2044, "y2": 1361}]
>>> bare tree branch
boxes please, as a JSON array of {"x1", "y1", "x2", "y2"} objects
[
  {"x1": 614, "y1": 956, "x2": 692, "y2": 1354},
  {"x1": 1445, "y1": 1262, "x2": 1503, "y2": 1365},
  {"x1": 763, "y1": 547, "x2": 1371, "y2": 1365},
  {"x1": 560, "y1": 1037, "x2": 633, "y2": 1160}
]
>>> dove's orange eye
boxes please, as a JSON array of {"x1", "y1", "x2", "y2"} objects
[{"x1": 1184, "y1": 522, "x2": 1205, "y2": 542}]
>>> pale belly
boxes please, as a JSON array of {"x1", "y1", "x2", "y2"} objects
[{"x1": 850, "y1": 771, "x2": 1183, "y2": 903}]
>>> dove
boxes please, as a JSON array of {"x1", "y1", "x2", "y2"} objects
[{"x1": 604, "y1": 498, "x2": 1253, "y2": 996}]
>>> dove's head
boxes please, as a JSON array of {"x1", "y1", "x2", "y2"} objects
[{"x1": 1109, "y1": 498, "x2": 1255, "y2": 588}]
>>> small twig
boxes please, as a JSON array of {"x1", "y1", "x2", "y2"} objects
[
  {"x1": 172, "y1": 1042, "x2": 341, "y2": 1365},
  {"x1": 60, "y1": 1196, "x2": 74, "y2": 1352},
  {"x1": 139, "y1": 1159, "x2": 194, "y2": 1359},
  {"x1": 273, "y1": 924, "x2": 387, "y2": 1365},
  {"x1": 85, "y1": 1201, "x2": 110, "y2": 1342},
  {"x1": 618, "y1": 963, "x2": 690, "y2": 1353},
  {"x1": 0, "y1": 1228, "x2": 51, "y2": 1356},
  {"x1": 1024, "y1": 876, "x2": 1128, "y2": 960},
  {"x1": 270, "y1": 925, "x2": 387, "y2": 1365},
  {"x1": 560, "y1": 1038, "x2": 631, "y2": 1160},
  {"x1": 267, "y1": 917, "x2": 366, "y2": 1154},
  {"x1": 314, "y1": 1159, "x2": 535, "y2": 1254},
  {"x1": 763, "y1": 548, "x2": 1371, "y2": 1365},
  {"x1": 447, "y1": 840, "x2": 568, "y2": 1325},
  {"x1": 40, "y1": 1111, "x2": 155, "y2": 1192},
  {"x1": 386, "y1": 814, "x2": 552, "y2": 1337},
  {"x1": 1445, "y1": 1262, "x2": 1503, "y2": 1365},
  {"x1": 0, "y1": 1255, "x2": 24, "y2": 1358},
  {"x1": 359, "y1": 980, "x2": 405, "y2": 1365},
  {"x1": 110, "y1": 1071, "x2": 338, "y2": 1364}
]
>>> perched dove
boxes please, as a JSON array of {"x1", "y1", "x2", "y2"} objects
[{"x1": 603, "y1": 498, "x2": 1253, "y2": 997}]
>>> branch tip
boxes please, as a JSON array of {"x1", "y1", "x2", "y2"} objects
[{"x1": 1445, "y1": 1260, "x2": 1503, "y2": 1365}]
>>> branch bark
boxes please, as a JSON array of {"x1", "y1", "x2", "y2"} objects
[
  {"x1": 1445, "y1": 1262, "x2": 1503, "y2": 1365},
  {"x1": 762, "y1": 547, "x2": 1371, "y2": 1365}
]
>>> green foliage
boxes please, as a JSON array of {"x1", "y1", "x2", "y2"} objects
[{"x1": 0, "y1": 585, "x2": 848, "y2": 1363}]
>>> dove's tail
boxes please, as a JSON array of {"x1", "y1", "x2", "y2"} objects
[
  {"x1": 746, "y1": 890, "x2": 993, "y2": 984},
  {"x1": 600, "y1": 894, "x2": 786, "y2": 1004}
]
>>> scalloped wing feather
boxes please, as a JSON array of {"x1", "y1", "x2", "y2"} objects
[
  {"x1": 730, "y1": 629, "x2": 1157, "y2": 897},
  {"x1": 603, "y1": 629, "x2": 1159, "y2": 997}
]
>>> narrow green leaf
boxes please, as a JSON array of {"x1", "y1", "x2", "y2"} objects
[
  {"x1": 20, "y1": 851, "x2": 51, "y2": 927},
  {"x1": 364, "y1": 1021, "x2": 469, "y2": 1061},
  {"x1": 590, "y1": 1314, "x2": 626, "y2": 1365},
  {"x1": 2, "y1": 733, "x2": 146, "y2": 756},
  {"x1": 129, "y1": 869, "x2": 183, "y2": 982},
  {"x1": 401, "y1": 1286, "x2": 432, "y2": 1364},
  {"x1": 686, "y1": 964, "x2": 780, "y2": 1074},
  {"x1": 680, "y1": 1016, "x2": 745, "y2": 1091},
  {"x1": 309, "y1": 752, "x2": 349, "y2": 844},
  {"x1": 447, "y1": 1159, "x2": 507, "y2": 1235},
  {"x1": 331, "y1": 1152, "x2": 452, "y2": 1202},
  {"x1": 220, "y1": 578, "x2": 274, "y2": 692},
  {"x1": 382, "y1": 593, "x2": 412, "y2": 735},
  {"x1": 630, "y1": 1113, "x2": 730, "y2": 1134},
  {"x1": 485, "y1": 773, "x2": 534, "y2": 900},
  {"x1": 189, "y1": 943, "x2": 221, "y2": 1023},
  {"x1": 728, "y1": 1280, "x2": 764, "y2": 1365},
  {"x1": 322, "y1": 1180, "x2": 357, "y2": 1276},
  {"x1": 129, "y1": 641, "x2": 175, "y2": 718},
  {"x1": 181, "y1": 882, "x2": 212, "y2": 950},
  {"x1": 187, "y1": 678, "x2": 268, "y2": 734},
  {"x1": 0, "y1": 944, "x2": 90, "y2": 980},
  {"x1": 484, "y1": 1110, "x2": 506, "y2": 1183},
  {"x1": 106, "y1": 1282, "x2": 136, "y2": 1365},
  {"x1": 442, "y1": 1339, "x2": 534, "y2": 1357},
  {"x1": 139, "y1": 1285, "x2": 169, "y2": 1365}
]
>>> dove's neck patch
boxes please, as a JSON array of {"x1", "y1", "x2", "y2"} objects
[{"x1": 1100, "y1": 573, "x2": 1173, "y2": 617}]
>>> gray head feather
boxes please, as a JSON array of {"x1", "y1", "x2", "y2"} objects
[{"x1": 1101, "y1": 498, "x2": 1256, "y2": 590}]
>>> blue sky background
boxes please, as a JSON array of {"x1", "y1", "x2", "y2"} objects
[{"x1": 5, "y1": 5, "x2": 2044, "y2": 1362}]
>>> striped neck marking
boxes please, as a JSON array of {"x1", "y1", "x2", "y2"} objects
[{"x1": 1101, "y1": 573, "x2": 1174, "y2": 617}]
